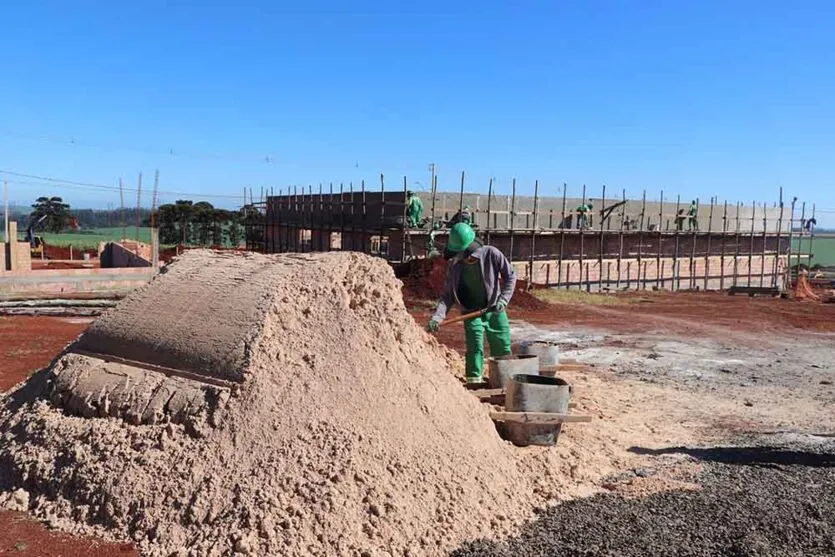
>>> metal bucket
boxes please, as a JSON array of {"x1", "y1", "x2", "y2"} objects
[
  {"x1": 504, "y1": 374, "x2": 573, "y2": 447},
  {"x1": 487, "y1": 354, "x2": 539, "y2": 389},
  {"x1": 519, "y1": 340, "x2": 561, "y2": 373}
]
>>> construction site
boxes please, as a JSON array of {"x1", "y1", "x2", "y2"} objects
[{"x1": 0, "y1": 174, "x2": 833, "y2": 557}]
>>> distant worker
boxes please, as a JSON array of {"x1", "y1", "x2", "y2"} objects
[
  {"x1": 688, "y1": 200, "x2": 699, "y2": 231},
  {"x1": 406, "y1": 191, "x2": 424, "y2": 228},
  {"x1": 427, "y1": 223, "x2": 516, "y2": 384},
  {"x1": 675, "y1": 209, "x2": 686, "y2": 231},
  {"x1": 448, "y1": 205, "x2": 473, "y2": 226},
  {"x1": 805, "y1": 217, "x2": 817, "y2": 233},
  {"x1": 576, "y1": 202, "x2": 593, "y2": 230}
]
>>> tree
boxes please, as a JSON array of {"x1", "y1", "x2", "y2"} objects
[{"x1": 30, "y1": 197, "x2": 71, "y2": 233}]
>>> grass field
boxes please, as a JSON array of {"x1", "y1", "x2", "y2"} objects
[
  {"x1": 792, "y1": 236, "x2": 835, "y2": 267},
  {"x1": 0, "y1": 227, "x2": 152, "y2": 248}
]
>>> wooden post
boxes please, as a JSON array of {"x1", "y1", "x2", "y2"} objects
[
  {"x1": 529, "y1": 180, "x2": 539, "y2": 288},
  {"x1": 509, "y1": 178, "x2": 516, "y2": 263}
]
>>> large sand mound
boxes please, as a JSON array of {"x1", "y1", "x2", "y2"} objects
[{"x1": 0, "y1": 251, "x2": 535, "y2": 556}]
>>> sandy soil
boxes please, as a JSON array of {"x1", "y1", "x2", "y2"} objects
[{"x1": 1, "y1": 284, "x2": 834, "y2": 556}]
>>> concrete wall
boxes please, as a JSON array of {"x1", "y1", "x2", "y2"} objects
[
  {"x1": 2, "y1": 221, "x2": 32, "y2": 273},
  {"x1": 99, "y1": 242, "x2": 152, "y2": 268},
  {"x1": 0, "y1": 267, "x2": 154, "y2": 296},
  {"x1": 512, "y1": 254, "x2": 787, "y2": 291}
]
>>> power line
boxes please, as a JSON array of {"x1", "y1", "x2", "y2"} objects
[
  {"x1": 0, "y1": 130, "x2": 279, "y2": 165},
  {"x1": 0, "y1": 169, "x2": 245, "y2": 200}
]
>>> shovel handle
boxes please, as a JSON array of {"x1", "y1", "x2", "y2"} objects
[{"x1": 439, "y1": 307, "x2": 490, "y2": 327}]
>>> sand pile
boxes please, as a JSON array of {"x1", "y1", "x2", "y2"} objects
[{"x1": 0, "y1": 250, "x2": 538, "y2": 556}]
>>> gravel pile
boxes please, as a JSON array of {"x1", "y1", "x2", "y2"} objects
[{"x1": 453, "y1": 436, "x2": 835, "y2": 557}]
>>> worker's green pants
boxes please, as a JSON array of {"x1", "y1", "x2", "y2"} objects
[{"x1": 463, "y1": 310, "x2": 512, "y2": 380}]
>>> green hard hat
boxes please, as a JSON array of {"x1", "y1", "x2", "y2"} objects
[{"x1": 447, "y1": 222, "x2": 476, "y2": 252}]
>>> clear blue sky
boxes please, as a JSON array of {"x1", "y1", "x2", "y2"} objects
[{"x1": 0, "y1": 1, "x2": 833, "y2": 222}]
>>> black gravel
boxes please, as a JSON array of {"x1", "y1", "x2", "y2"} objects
[{"x1": 452, "y1": 438, "x2": 835, "y2": 557}]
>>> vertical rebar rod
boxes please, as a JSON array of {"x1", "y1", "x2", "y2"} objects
[
  {"x1": 379, "y1": 174, "x2": 386, "y2": 259},
  {"x1": 797, "y1": 201, "x2": 806, "y2": 273},
  {"x1": 429, "y1": 164, "x2": 437, "y2": 226},
  {"x1": 459, "y1": 171, "x2": 465, "y2": 214},
  {"x1": 809, "y1": 203, "x2": 817, "y2": 270},
  {"x1": 599, "y1": 184, "x2": 606, "y2": 291},
  {"x1": 558, "y1": 183, "x2": 567, "y2": 288},
  {"x1": 486, "y1": 178, "x2": 493, "y2": 246},
  {"x1": 328, "y1": 183, "x2": 334, "y2": 251},
  {"x1": 748, "y1": 200, "x2": 756, "y2": 286},
  {"x1": 773, "y1": 188, "x2": 784, "y2": 288},
  {"x1": 673, "y1": 194, "x2": 681, "y2": 291},
  {"x1": 720, "y1": 201, "x2": 728, "y2": 289},
  {"x1": 705, "y1": 197, "x2": 715, "y2": 290},
  {"x1": 509, "y1": 178, "x2": 517, "y2": 263},
  {"x1": 339, "y1": 183, "x2": 345, "y2": 252},
  {"x1": 689, "y1": 198, "x2": 698, "y2": 290},
  {"x1": 580, "y1": 184, "x2": 586, "y2": 290},
  {"x1": 361, "y1": 180, "x2": 368, "y2": 254},
  {"x1": 617, "y1": 188, "x2": 625, "y2": 289},
  {"x1": 657, "y1": 191, "x2": 663, "y2": 289},
  {"x1": 732, "y1": 202, "x2": 742, "y2": 286},
  {"x1": 638, "y1": 189, "x2": 646, "y2": 289},
  {"x1": 401, "y1": 175, "x2": 408, "y2": 263},
  {"x1": 529, "y1": 180, "x2": 539, "y2": 288},
  {"x1": 760, "y1": 200, "x2": 768, "y2": 287},
  {"x1": 348, "y1": 181, "x2": 354, "y2": 252}
]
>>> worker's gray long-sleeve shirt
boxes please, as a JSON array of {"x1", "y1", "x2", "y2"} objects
[{"x1": 432, "y1": 245, "x2": 516, "y2": 321}]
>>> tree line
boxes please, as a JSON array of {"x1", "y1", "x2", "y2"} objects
[{"x1": 156, "y1": 200, "x2": 246, "y2": 247}]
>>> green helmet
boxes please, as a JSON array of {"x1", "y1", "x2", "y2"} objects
[{"x1": 447, "y1": 222, "x2": 475, "y2": 252}]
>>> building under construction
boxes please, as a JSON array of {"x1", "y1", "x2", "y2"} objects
[{"x1": 247, "y1": 180, "x2": 816, "y2": 292}]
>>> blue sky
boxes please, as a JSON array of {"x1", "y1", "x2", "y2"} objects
[{"x1": 0, "y1": 1, "x2": 833, "y2": 222}]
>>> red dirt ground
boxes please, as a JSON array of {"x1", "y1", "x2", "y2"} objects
[
  {"x1": 2, "y1": 288, "x2": 834, "y2": 555},
  {"x1": 0, "y1": 316, "x2": 139, "y2": 556}
]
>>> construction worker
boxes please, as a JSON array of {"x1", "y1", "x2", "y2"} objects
[
  {"x1": 576, "y1": 202, "x2": 593, "y2": 229},
  {"x1": 406, "y1": 191, "x2": 424, "y2": 228},
  {"x1": 675, "y1": 209, "x2": 686, "y2": 231},
  {"x1": 688, "y1": 200, "x2": 699, "y2": 231},
  {"x1": 448, "y1": 205, "x2": 473, "y2": 226},
  {"x1": 427, "y1": 223, "x2": 516, "y2": 383}
]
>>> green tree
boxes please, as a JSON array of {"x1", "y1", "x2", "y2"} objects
[{"x1": 30, "y1": 196, "x2": 71, "y2": 233}]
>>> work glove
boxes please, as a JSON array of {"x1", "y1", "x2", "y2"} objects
[
  {"x1": 427, "y1": 318, "x2": 440, "y2": 333},
  {"x1": 496, "y1": 300, "x2": 508, "y2": 313}
]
